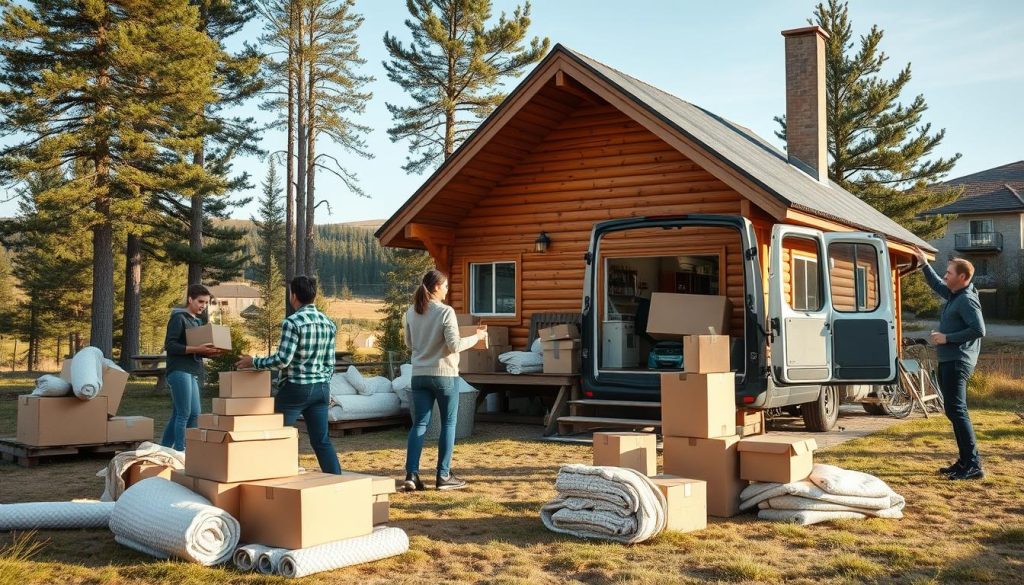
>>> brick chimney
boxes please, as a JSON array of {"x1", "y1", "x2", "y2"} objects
[{"x1": 782, "y1": 26, "x2": 829, "y2": 183}]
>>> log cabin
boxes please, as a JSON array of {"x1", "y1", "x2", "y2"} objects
[{"x1": 376, "y1": 27, "x2": 937, "y2": 432}]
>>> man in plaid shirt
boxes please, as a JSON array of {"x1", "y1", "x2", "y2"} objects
[{"x1": 236, "y1": 276, "x2": 340, "y2": 474}]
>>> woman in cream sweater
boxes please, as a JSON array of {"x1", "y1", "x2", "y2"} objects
[{"x1": 402, "y1": 269, "x2": 486, "y2": 491}]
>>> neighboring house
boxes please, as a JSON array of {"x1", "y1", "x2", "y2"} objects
[
  {"x1": 208, "y1": 282, "x2": 262, "y2": 319},
  {"x1": 922, "y1": 161, "x2": 1024, "y2": 318}
]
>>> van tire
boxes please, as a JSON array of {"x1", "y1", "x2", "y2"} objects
[{"x1": 802, "y1": 385, "x2": 839, "y2": 431}]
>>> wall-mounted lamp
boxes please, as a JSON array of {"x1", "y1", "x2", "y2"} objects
[{"x1": 535, "y1": 231, "x2": 551, "y2": 253}]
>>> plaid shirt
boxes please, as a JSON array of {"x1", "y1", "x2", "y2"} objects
[{"x1": 253, "y1": 304, "x2": 337, "y2": 384}]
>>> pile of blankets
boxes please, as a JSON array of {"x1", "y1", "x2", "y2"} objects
[
  {"x1": 540, "y1": 464, "x2": 666, "y2": 543},
  {"x1": 233, "y1": 527, "x2": 410, "y2": 578},
  {"x1": 740, "y1": 464, "x2": 906, "y2": 526},
  {"x1": 499, "y1": 338, "x2": 545, "y2": 374},
  {"x1": 96, "y1": 441, "x2": 186, "y2": 501}
]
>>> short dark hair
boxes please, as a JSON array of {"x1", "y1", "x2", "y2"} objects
[
  {"x1": 291, "y1": 276, "x2": 317, "y2": 304},
  {"x1": 187, "y1": 284, "x2": 211, "y2": 301},
  {"x1": 949, "y1": 258, "x2": 975, "y2": 281}
]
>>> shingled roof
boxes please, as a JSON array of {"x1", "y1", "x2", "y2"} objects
[{"x1": 921, "y1": 160, "x2": 1024, "y2": 215}]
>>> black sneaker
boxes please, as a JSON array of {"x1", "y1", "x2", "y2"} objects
[
  {"x1": 402, "y1": 472, "x2": 424, "y2": 492},
  {"x1": 436, "y1": 472, "x2": 467, "y2": 490},
  {"x1": 946, "y1": 465, "x2": 985, "y2": 481},
  {"x1": 938, "y1": 461, "x2": 965, "y2": 475}
]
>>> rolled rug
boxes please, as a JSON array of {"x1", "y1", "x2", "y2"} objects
[
  {"x1": 70, "y1": 346, "x2": 105, "y2": 400},
  {"x1": 278, "y1": 527, "x2": 410, "y2": 579},
  {"x1": 258, "y1": 547, "x2": 288, "y2": 575},
  {"x1": 0, "y1": 500, "x2": 114, "y2": 530},
  {"x1": 234, "y1": 544, "x2": 274, "y2": 572},
  {"x1": 109, "y1": 477, "x2": 239, "y2": 566}
]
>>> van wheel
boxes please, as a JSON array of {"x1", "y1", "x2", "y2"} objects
[
  {"x1": 802, "y1": 385, "x2": 839, "y2": 431},
  {"x1": 861, "y1": 391, "x2": 887, "y2": 416}
]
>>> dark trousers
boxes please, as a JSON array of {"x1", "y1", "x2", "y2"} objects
[
  {"x1": 276, "y1": 380, "x2": 341, "y2": 474},
  {"x1": 405, "y1": 375, "x2": 458, "y2": 477},
  {"x1": 936, "y1": 360, "x2": 980, "y2": 468}
]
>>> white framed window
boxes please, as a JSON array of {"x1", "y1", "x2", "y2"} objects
[
  {"x1": 470, "y1": 261, "x2": 516, "y2": 316},
  {"x1": 792, "y1": 256, "x2": 820, "y2": 311}
]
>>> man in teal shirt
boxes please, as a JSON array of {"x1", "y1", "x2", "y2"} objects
[
  {"x1": 913, "y1": 248, "x2": 986, "y2": 480},
  {"x1": 237, "y1": 276, "x2": 340, "y2": 474}
]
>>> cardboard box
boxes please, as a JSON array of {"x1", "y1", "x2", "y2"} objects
[
  {"x1": 542, "y1": 339, "x2": 580, "y2": 374},
  {"x1": 107, "y1": 416, "x2": 154, "y2": 442},
  {"x1": 341, "y1": 471, "x2": 397, "y2": 526},
  {"x1": 373, "y1": 494, "x2": 390, "y2": 525},
  {"x1": 126, "y1": 462, "x2": 173, "y2": 487},
  {"x1": 184, "y1": 427, "x2": 298, "y2": 483},
  {"x1": 211, "y1": 397, "x2": 276, "y2": 416},
  {"x1": 651, "y1": 475, "x2": 707, "y2": 532},
  {"x1": 455, "y1": 313, "x2": 478, "y2": 326},
  {"x1": 737, "y1": 435, "x2": 817, "y2": 483},
  {"x1": 459, "y1": 345, "x2": 511, "y2": 373},
  {"x1": 646, "y1": 293, "x2": 730, "y2": 339},
  {"x1": 16, "y1": 395, "x2": 109, "y2": 446},
  {"x1": 459, "y1": 325, "x2": 489, "y2": 350},
  {"x1": 240, "y1": 472, "x2": 374, "y2": 549},
  {"x1": 185, "y1": 323, "x2": 232, "y2": 351},
  {"x1": 483, "y1": 326, "x2": 509, "y2": 347},
  {"x1": 593, "y1": 432, "x2": 657, "y2": 475},
  {"x1": 218, "y1": 370, "x2": 272, "y2": 398},
  {"x1": 660, "y1": 372, "x2": 736, "y2": 439},
  {"x1": 663, "y1": 435, "x2": 746, "y2": 518},
  {"x1": 682, "y1": 335, "x2": 731, "y2": 374},
  {"x1": 171, "y1": 469, "x2": 243, "y2": 518},
  {"x1": 537, "y1": 323, "x2": 580, "y2": 341},
  {"x1": 197, "y1": 413, "x2": 284, "y2": 432},
  {"x1": 60, "y1": 359, "x2": 129, "y2": 415},
  {"x1": 736, "y1": 409, "x2": 766, "y2": 437}
]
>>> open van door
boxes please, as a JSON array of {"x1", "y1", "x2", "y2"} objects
[{"x1": 768, "y1": 225, "x2": 897, "y2": 384}]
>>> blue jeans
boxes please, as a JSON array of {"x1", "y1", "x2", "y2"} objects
[
  {"x1": 937, "y1": 360, "x2": 981, "y2": 468},
  {"x1": 406, "y1": 376, "x2": 458, "y2": 477},
  {"x1": 276, "y1": 380, "x2": 341, "y2": 474},
  {"x1": 160, "y1": 369, "x2": 201, "y2": 451}
]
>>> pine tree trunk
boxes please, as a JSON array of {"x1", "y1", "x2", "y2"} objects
[
  {"x1": 305, "y1": 47, "x2": 316, "y2": 278},
  {"x1": 28, "y1": 300, "x2": 38, "y2": 371},
  {"x1": 188, "y1": 147, "x2": 205, "y2": 285},
  {"x1": 121, "y1": 233, "x2": 141, "y2": 369},
  {"x1": 284, "y1": 2, "x2": 297, "y2": 316},
  {"x1": 90, "y1": 218, "x2": 115, "y2": 358},
  {"x1": 294, "y1": 11, "x2": 307, "y2": 277}
]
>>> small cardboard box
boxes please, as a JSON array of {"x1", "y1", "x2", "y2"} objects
[
  {"x1": 663, "y1": 435, "x2": 746, "y2": 518},
  {"x1": 646, "y1": 293, "x2": 730, "y2": 339},
  {"x1": 184, "y1": 427, "x2": 298, "y2": 483},
  {"x1": 341, "y1": 471, "x2": 398, "y2": 526},
  {"x1": 171, "y1": 469, "x2": 243, "y2": 518},
  {"x1": 542, "y1": 339, "x2": 580, "y2": 374},
  {"x1": 16, "y1": 395, "x2": 109, "y2": 446},
  {"x1": 683, "y1": 335, "x2": 732, "y2": 374},
  {"x1": 196, "y1": 413, "x2": 284, "y2": 432},
  {"x1": 660, "y1": 372, "x2": 736, "y2": 439},
  {"x1": 211, "y1": 397, "x2": 276, "y2": 416},
  {"x1": 372, "y1": 494, "x2": 390, "y2": 525},
  {"x1": 459, "y1": 345, "x2": 512, "y2": 374},
  {"x1": 537, "y1": 324, "x2": 580, "y2": 341},
  {"x1": 126, "y1": 462, "x2": 173, "y2": 487},
  {"x1": 107, "y1": 416, "x2": 154, "y2": 442},
  {"x1": 737, "y1": 435, "x2": 817, "y2": 483},
  {"x1": 185, "y1": 323, "x2": 232, "y2": 351},
  {"x1": 651, "y1": 475, "x2": 707, "y2": 533},
  {"x1": 459, "y1": 325, "x2": 489, "y2": 350},
  {"x1": 736, "y1": 409, "x2": 766, "y2": 437},
  {"x1": 593, "y1": 432, "x2": 657, "y2": 475},
  {"x1": 483, "y1": 326, "x2": 509, "y2": 347},
  {"x1": 455, "y1": 313, "x2": 478, "y2": 326},
  {"x1": 240, "y1": 472, "x2": 374, "y2": 550},
  {"x1": 218, "y1": 370, "x2": 272, "y2": 398},
  {"x1": 61, "y1": 359, "x2": 130, "y2": 415}
]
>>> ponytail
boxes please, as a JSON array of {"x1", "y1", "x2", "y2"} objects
[{"x1": 414, "y1": 269, "x2": 447, "y2": 314}]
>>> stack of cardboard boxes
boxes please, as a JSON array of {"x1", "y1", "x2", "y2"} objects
[
  {"x1": 16, "y1": 357, "x2": 150, "y2": 447},
  {"x1": 457, "y1": 314, "x2": 511, "y2": 374},
  {"x1": 539, "y1": 324, "x2": 581, "y2": 374}
]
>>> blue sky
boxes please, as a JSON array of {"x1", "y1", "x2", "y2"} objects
[{"x1": 2, "y1": 0, "x2": 1021, "y2": 223}]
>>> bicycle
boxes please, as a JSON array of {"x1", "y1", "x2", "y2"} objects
[{"x1": 874, "y1": 337, "x2": 944, "y2": 419}]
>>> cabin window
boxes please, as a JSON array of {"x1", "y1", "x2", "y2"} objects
[
  {"x1": 470, "y1": 261, "x2": 516, "y2": 316},
  {"x1": 829, "y1": 242, "x2": 879, "y2": 313},
  {"x1": 792, "y1": 256, "x2": 820, "y2": 312}
]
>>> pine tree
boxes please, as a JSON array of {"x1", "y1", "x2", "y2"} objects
[
  {"x1": 252, "y1": 161, "x2": 287, "y2": 283},
  {"x1": 384, "y1": 0, "x2": 549, "y2": 173},
  {"x1": 245, "y1": 256, "x2": 286, "y2": 353},
  {"x1": 377, "y1": 249, "x2": 434, "y2": 356}
]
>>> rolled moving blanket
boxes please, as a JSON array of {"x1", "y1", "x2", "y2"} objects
[
  {"x1": 258, "y1": 547, "x2": 288, "y2": 574},
  {"x1": 234, "y1": 544, "x2": 276, "y2": 572},
  {"x1": 758, "y1": 509, "x2": 868, "y2": 525},
  {"x1": 70, "y1": 346, "x2": 105, "y2": 400},
  {"x1": 32, "y1": 374, "x2": 72, "y2": 397},
  {"x1": 278, "y1": 527, "x2": 410, "y2": 579},
  {"x1": 109, "y1": 477, "x2": 240, "y2": 566},
  {"x1": 0, "y1": 500, "x2": 114, "y2": 530},
  {"x1": 540, "y1": 464, "x2": 666, "y2": 544}
]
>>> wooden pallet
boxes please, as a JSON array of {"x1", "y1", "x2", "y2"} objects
[
  {"x1": 297, "y1": 414, "x2": 410, "y2": 437},
  {"x1": 0, "y1": 437, "x2": 143, "y2": 467}
]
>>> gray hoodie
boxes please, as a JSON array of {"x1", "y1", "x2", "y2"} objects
[{"x1": 922, "y1": 264, "x2": 986, "y2": 365}]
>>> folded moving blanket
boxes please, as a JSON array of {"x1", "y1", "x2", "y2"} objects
[
  {"x1": 540, "y1": 464, "x2": 666, "y2": 544},
  {"x1": 758, "y1": 509, "x2": 868, "y2": 525},
  {"x1": 0, "y1": 500, "x2": 115, "y2": 530},
  {"x1": 809, "y1": 464, "x2": 893, "y2": 498},
  {"x1": 499, "y1": 350, "x2": 544, "y2": 375},
  {"x1": 109, "y1": 477, "x2": 239, "y2": 566},
  {"x1": 32, "y1": 374, "x2": 72, "y2": 397},
  {"x1": 278, "y1": 526, "x2": 410, "y2": 578},
  {"x1": 96, "y1": 441, "x2": 186, "y2": 501}
]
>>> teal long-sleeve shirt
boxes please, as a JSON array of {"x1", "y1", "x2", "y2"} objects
[{"x1": 921, "y1": 263, "x2": 985, "y2": 365}]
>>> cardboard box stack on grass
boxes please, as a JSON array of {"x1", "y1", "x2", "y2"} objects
[
  {"x1": 539, "y1": 324, "x2": 581, "y2": 374},
  {"x1": 16, "y1": 356, "x2": 150, "y2": 447},
  {"x1": 456, "y1": 314, "x2": 512, "y2": 374}
]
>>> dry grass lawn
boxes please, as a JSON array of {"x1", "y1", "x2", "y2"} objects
[
  {"x1": 321, "y1": 297, "x2": 385, "y2": 322},
  {"x1": 1, "y1": 373, "x2": 1022, "y2": 584}
]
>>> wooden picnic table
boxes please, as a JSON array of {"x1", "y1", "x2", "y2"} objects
[
  {"x1": 459, "y1": 372, "x2": 580, "y2": 436},
  {"x1": 130, "y1": 354, "x2": 167, "y2": 393}
]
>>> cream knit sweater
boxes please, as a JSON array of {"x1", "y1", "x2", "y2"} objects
[{"x1": 404, "y1": 300, "x2": 481, "y2": 377}]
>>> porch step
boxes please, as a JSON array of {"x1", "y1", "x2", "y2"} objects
[
  {"x1": 568, "y1": 399, "x2": 660, "y2": 408},
  {"x1": 556, "y1": 415, "x2": 661, "y2": 435}
]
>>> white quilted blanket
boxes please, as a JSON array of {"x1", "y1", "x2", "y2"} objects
[
  {"x1": 109, "y1": 477, "x2": 239, "y2": 566},
  {"x1": 498, "y1": 350, "x2": 543, "y2": 374},
  {"x1": 328, "y1": 393, "x2": 402, "y2": 421},
  {"x1": 258, "y1": 547, "x2": 289, "y2": 574},
  {"x1": 540, "y1": 464, "x2": 666, "y2": 544},
  {"x1": 279, "y1": 526, "x2": 410, "y2": 578},
  {"x1": 96, "y1": 441, "x2": 186, "y2": 501},
  {"x1": 234, "y1": 544, "x2": 278, "y2": 572},
  {"x1": 0, "y1": 500, "x2": 114, "y2": 530},
  {"x1": 69, "y1": 346, "x2": 110, "y2": 400},
  {"x1": 32, "y1": 374, "x2": 71, "y2": 397}
]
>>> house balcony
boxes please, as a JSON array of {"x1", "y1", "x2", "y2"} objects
[{"x1": 954, "y1": 232, "x2": 1003, "y2": 253}]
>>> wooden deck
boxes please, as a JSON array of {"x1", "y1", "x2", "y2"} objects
[{"x1": 460, "y1": 372, "x2": 580, "y2": 436}]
